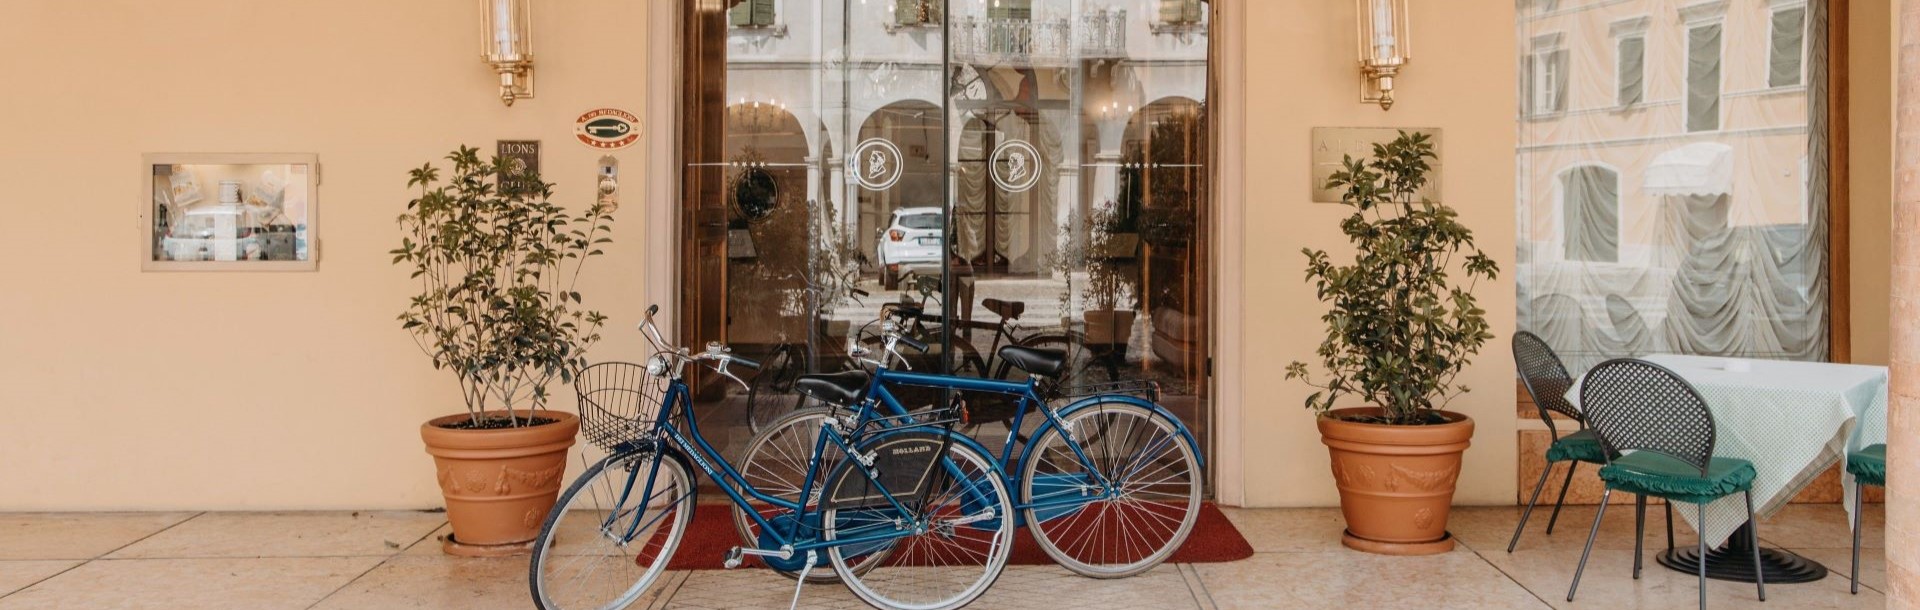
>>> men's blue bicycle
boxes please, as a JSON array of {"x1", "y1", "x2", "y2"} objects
[
  {"x1": 528, "y1": 306, "x2": 1015, "y2": 610},
  {"x1": 731, "y1": 321, "x2": 1204, "y2": 580}
]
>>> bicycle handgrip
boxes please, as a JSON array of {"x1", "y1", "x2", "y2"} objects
[
  {"x1": 898, "y1": 336, "x2": 929, "y2": 353},
  {"x1": 730, "y1": 356, "x2": 763, "y2": 370}
]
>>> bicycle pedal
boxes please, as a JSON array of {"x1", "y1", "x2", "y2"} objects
[{"x1": 722, "y1": 547, "x2": 744, "y2": 569}]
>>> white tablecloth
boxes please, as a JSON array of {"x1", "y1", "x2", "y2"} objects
[{"x1": 1566, "y1": 354, "x2": 1888, "y2": 548}]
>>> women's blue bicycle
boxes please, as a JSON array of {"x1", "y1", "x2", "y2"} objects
[
  {"x1": 732, "y1": 321, "x2": 1204, "y2": 580},
  {"x1": 528, "y1": 306, "x2": 1015, "y2": 610}
]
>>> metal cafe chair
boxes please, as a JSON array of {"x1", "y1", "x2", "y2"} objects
[
  {"x1": 1848, "y1": 443, "x2": 1886, "y2": 594},
  {"x1": 1567, "y1": 358, "x2": 1765, "y2": 609},
  {"x1": 1507, "y1": 331, "x2": 1612, "y2": 552}
]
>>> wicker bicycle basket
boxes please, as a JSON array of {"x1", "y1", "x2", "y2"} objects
[{"x1": 574, "y1": 361, "x2": 667, "y2": 452}]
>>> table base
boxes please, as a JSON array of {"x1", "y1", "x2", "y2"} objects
[{"x1": 1655, "y1": 523, "x2": 1827, "y2": 584}]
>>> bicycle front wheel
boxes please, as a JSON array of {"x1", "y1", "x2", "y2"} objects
[
  {"x1": 731, "y1": 407, "x2": 890, "y2": 582},
  {"x1": 824, "y1": 433, "x2": 1013, "y2": 610},
  {"x1": 530, "y1": 449, "x2": 695, "y2": 610},
  {"x1": 1022, "y1": 401, "x2": 1201, "y2": 578}
]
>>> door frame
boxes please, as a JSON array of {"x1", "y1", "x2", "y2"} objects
[{"x1": 643, "y1": 0, "x2": 1251, "y2": 505}]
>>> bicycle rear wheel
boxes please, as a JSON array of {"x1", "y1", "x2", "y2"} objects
[
  {"x1": 823, "y1": 433, "x2": 1013, "y2": 610},
  {"x1": 1021, "y1": 401, "x2": 1201, "y2": 578},
  {"x1": 530, "y1": 449, "x2": 695, "y2": 610},
  {"x1": 746, "y1": 343, "x2": 806, "y2": 434}
]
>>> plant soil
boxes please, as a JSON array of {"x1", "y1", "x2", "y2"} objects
[
  {"x1": 437, "y1": 415, "x2": 560, "y2": 430},
  {"x1": 1329, "y1": 411, "x2": 1455, "y2": 426}
]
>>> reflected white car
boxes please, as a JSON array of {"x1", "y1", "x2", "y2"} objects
[{"x1": 875, "y1": 207, "x2": 943, "y2": 289}]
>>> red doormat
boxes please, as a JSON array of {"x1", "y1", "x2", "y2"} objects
[{"x1": 664, "y1": 502, "x2": 1251, "y2": 571}]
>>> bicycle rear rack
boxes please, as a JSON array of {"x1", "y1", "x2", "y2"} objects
[
  {"x1": 1049, "y1": 379, "x2": 1161, "y2": 403},
  {"x1": 853, "y1": 404, "x2": 966, "y2": 437}
]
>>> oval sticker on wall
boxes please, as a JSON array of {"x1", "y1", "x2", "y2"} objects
[{"x1": 574, "y1": 108, "x2": 642, "y2": 149}]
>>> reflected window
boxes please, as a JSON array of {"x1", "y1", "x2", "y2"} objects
[
  {"x1": 1686, "y1": 23, "x2": 1723, "y2": 132},
  {"x1": 1769, "y1": 4, "x2": 1807, "y2": 88},
  {"x1": 988, "y1": 0, "x2": 1032, "y2": 20},
  {"x1": 1560, "y1": 166, "x2": 1619, "y2": 263},
  {"x1": 1616, "y1": 35, "x2": 1645, "y2": 106},
  {"x1": 730, "y1": 0, "x2": 775, "y2": 27},
  {"x1": 1518, "y1": 0, "x2": 1832, "y2": 375},
  {"x1": 1528, "y1": 34, "x2": 1569, "y2": 115},
  {"x1": 1158, "y1": 0, "x2": 1205, "y2": 26},
  {"x1": 894, "y1": 0, "x2": 941, "y2": 26}
]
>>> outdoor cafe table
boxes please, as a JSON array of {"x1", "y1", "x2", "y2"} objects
[{"x1": 1566, "y1": 354, "x2": 1889, "y2": 583}]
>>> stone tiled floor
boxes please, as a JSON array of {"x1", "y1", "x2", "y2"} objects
[{"x1": 0, "y1": 504, "x2": 1886, "y2": 609}]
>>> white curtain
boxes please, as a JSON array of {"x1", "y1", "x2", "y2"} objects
[
  {"x1": 1517, "y1": 0, "x2": 1828, "y2": 374},
  {"x1": 1563, "y1": 166, "x2": 1620, "y2": 263},
  {"x1": 1617, "y1": 36, "x2": 1645, "y2": 106},
  {"x1": 1686, "y1": 23, "x2": 1723, "y2": 133}
]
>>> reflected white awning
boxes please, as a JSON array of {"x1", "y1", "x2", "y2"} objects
[{"x1": 1643, "y1": 142, "x2": 1734, "y2": 196}]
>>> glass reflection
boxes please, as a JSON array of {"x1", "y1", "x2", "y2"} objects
[{"x1": 688, "y1": 0, "x2": 1211, "y2": 477}]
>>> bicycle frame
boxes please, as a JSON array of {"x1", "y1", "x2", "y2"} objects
[
  {"x1": 608, "y1": 375, "x2": 977, "y2": 556},
  {"x1": 855, "y1": 368, "x2": 1204, "y2": 517}
]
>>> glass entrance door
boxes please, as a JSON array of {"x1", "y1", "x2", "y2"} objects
[{"x1": 682, "y1": 0, "x2": 1214, "y2": 478}]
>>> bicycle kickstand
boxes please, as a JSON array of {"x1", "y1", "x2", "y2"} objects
[{"x1": 788, "y1": 550, "x2": 818, "y2": 610}]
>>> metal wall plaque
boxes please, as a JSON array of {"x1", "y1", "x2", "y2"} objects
[
  {"x1": 497, "y1": 140, "x2": 542, "y2": 196},
  {"x1": 1310, "y1": 127, "x2": 1442, "y2": 203}
]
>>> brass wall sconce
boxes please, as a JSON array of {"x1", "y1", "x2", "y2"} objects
[
  {"x1": 481, "y1": 0, "x2": 534, "y2": 106},
  {"x1": 1357, "y1": 0, "x2": 1410, "y2": 111}
]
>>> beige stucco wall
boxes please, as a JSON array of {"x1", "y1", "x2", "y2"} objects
[
  {"x1": 0, "y1": 0, "x2": 657, "y2": 510},
  {"x1": 1234, "y1": 0, "x2": 1520, "y2": 507},
  {"x1": 1850, "y1": 0, "x2": 1896, "y2": 367},
  {"x1": 0, "y1": 0, "x2": 1889, "y2": 511}
]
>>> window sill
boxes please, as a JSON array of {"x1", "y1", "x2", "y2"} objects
[
  {"x1": 728, "y1": 23, "x2": 789, "y2": 37},
  {"x1": 1151, "y1": 21, "x2": 1208, "y2": 35},
  {"x1": 885, "y1": 21, "x2": 941, "y2": 33}
]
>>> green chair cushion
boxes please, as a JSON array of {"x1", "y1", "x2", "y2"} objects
[
  {"x1": 1848, "y1": 444, "x2": 1886, "y2": 488},
  {"x1": 1598, "y1": 451, "x2": 1756, "y2": 505},
  {"x1": 1544, "y1": 429, "x2": 1608, "y2": 464}
]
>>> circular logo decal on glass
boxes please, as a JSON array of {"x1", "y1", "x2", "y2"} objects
[
  {"x1": 990, "y1": 140, "x2": 1043, "y2": 193},
  {"x1": 850, "y1": 138, "x2": 904, "y2": 191}
]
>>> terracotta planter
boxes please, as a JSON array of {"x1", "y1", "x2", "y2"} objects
[
  {"x1": 1084, "y1": 309, "x2": 1137, "y2": 346},
  {"x1": 1317, "y1": 407, "x2": 1473, "y2": 556},
  {"x1": 420, "y1": 410, "x2": 578, "y2": 557}
]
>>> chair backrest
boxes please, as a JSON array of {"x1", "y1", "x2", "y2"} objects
[
  {"x1": 1578, "y1": 358, "x2": 1717, "y2": 475},
  {"x1": 1513, "y1": 331, "x2": 1582, "y2": 433}
]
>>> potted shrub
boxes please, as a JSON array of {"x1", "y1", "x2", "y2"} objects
[
  {"x1": 1284, "y1": 131, "x2": 1498, "y2": 556},
  {"x1": 1082, "y1": 206, "x2": 1139, "y2": 347},
  {"x1": 391, "y1": 146, "x2": 614, "y2": 556}
]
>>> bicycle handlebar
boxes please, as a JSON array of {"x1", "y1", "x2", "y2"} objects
[{"x1": 897, "y1": 335, "x2": 929, "y2": 353}]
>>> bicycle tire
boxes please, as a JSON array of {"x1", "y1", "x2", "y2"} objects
[
  {"x1": 1020, "y1": 400, "x2": 1201, "y2": 578},
  {"x1": 530, "y1": 448, "x2": 695, "y2": 610},
  {"x1": 824, "y1": 431, "x2": 1014, "y2": 610},
  {"x1": 746, "y1": 343, "x2": 805, "y2": 434}
]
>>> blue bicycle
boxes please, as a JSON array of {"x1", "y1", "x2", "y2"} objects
[
  {"x1": 733, "y1": 321, "x2": 1204, "y2": 580},
  {"x1": 529, "y1": 307, "x2": 1015, "y2": 610}
]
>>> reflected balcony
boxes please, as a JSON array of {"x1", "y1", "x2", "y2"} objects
[{"x1": 950, "y1": 9, "x2": 1127, "y2": 67}]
